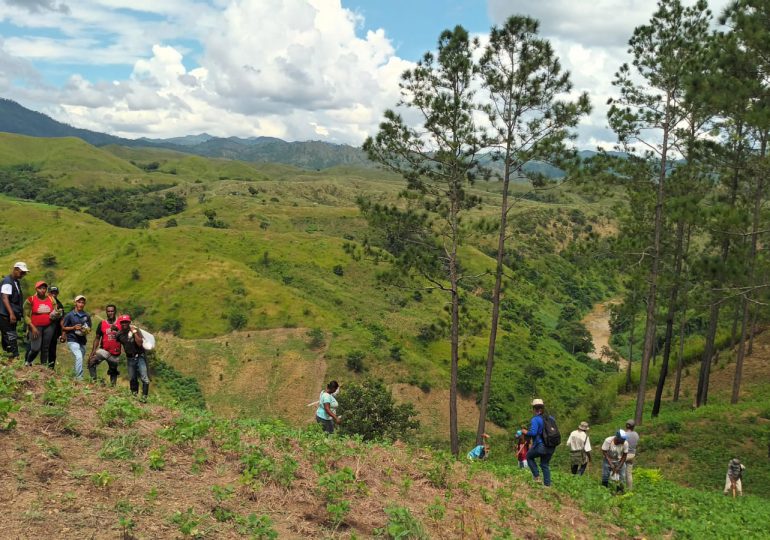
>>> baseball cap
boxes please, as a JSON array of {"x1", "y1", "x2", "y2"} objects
[
  {"x1": 14, "y1": 261, "x2": 28, "y2": 272},
  {"x1": 531, "y1": 398, "x2": 544, "y2": 406},
  {"x1": 35, "y1": 281, "x2": 48, "y2": 288},
  {"x1": 50, "y1": 286, "x2": 59, "y2": 293},
  {"x1": 579, "y1": 421, "x2": 590, "y2": 431},
  {"x1": 626, "y1": 419, "x2": 636, "y2": 428},
  {"x1": 74, "y1": 295, "x2": 87, "y2": 302},
  {"x1": 117, "y1": 315, "x2": 132, "y2": 324},
  {"x1": 616, "y1": 429, "x2": 628, "y2": 440}
]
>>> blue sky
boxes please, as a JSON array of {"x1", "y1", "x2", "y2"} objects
[{"x1": 0, "y1": 0, "x2": 731, "y2": 145}]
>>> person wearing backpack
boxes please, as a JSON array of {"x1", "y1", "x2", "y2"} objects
[
  {"x1": 115, "y1": 315, "x2": 149, "y2": 401},
  {"x1": 526, "y1": 398, "x2": 559, "y2": 486}
]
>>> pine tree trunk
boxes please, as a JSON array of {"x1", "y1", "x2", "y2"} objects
[
  {"x1": 652, "y1": 218, "x2": 685, "y2": 417},
  {"x1": 626, "y1": 309, "x2": 636, "y2": 393},
  {"x1": 476, "y1": 152, "x2": 514, "y2": 444},
  {"x1": 673, "y1": 289, "x2": 688, "y2": 402},
  {"x1": 697, "y1": 129, "x2": 743, "y2": 407},
  {"x1": 730, "y1": 298, "x2": 741, "y2": 349},
  {"x1": 634, "y1": 96, "x2": 671, "y2": 426},
  {"x1": 449, "y1": 248, "x2": 460, "y2": 456},
  {"x1": 732, "y1": 138, "x2": 765, "y2": 404},
  {"x1": 748, "y1": 305, "x2": 758, "y2": 356}
]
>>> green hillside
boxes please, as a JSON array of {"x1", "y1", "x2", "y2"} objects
[{"x1": 0, "y1": 134, "x2": 618, "y2": 439}]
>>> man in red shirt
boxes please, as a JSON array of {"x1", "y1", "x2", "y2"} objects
[{"x1": 88, "y1": 304, "x2": 122, "y2": 386}]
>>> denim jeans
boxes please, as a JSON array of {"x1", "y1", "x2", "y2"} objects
[
  {"x1": 526, "y1": 443, "x2": 555, "y2": 486},
  {"x1": 601, "y1": 458, "x2": 627, "y2": 488},
  {"x1": 67, "y1": 341, "x2": 86, "y2": 379},
  {"x1": 127, "y1": 354, "x2": 150, "y2": 384}
]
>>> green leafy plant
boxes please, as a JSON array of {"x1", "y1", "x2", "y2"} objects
[
  {"x1": 148, "y1": 447, "x2": 166, "y2": 471},
  {"x1": 99, "y1": 395, "x2": 146, "y2": 427},
  {"x1": 235, "y1": 514, "x2": 278, "y2": 539},
  {"x1": 170, "y1": 508, "x2": 205, "y2": 538},
  {"x1": 376, "y1": 506, "x2": 428, "y2": 539},
  {"x1": 317, "y1": 467, "x2": 360, "y2": 528},
  {"x1": 99, "y1": 432, "x2": 146, "y2": 461},
  {"x1": 159, "y1": 411, "x2": 212, "y2": 444},
  {"x1": 91, "y1": 470, "x2": 116, "y2": 489}
]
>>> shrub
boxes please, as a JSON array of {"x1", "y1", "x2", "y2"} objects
[
  {"x1": 346, "y1": 351, "x2": 366, "y2": 373},
  {"x1": 307, "y1": 328, "x2": 324, "y2": 349},
  {"x1": 165, "y1": 218, "x2": 178, "y2": 227},
  {"x1": 389, "y1": 344, "x2": 402, "y2": 361},
  {"x1": 337, "y1": 379, "x2": 419, "y2": 442},
  {"x1": 41, "y1": 253, "x2": 58, "y2": 268},
  {"x1": 332, "y1": 264, "x2": 344, "y2": 276},
  {"x1": 229, "y1": 312, "x2": 248, "y2": 331}
]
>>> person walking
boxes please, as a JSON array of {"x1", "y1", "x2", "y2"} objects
[
  {"x1": 115, "y1": 315, "x2": 149, "y2": 401},
  {"x1": 61, "y1": 295, "x2": 92, "y2": 380},
  {"x1": 601, "y1": 430, "x2": 629, "y2": 492},
  {"x1": 88, "y1": 304, "x2": 122, "y2": 386},
  {"x1": 23, "y1": 281, "x2": 56, "y2": 367},
  {"x1": 526, "y1": 398, "x2": 556, "y2": 486},
  {"x1": 515, "y1": 428, "x2": 529, "y2": 468},
  {"x1": 47, "y1": 286, "x2": 65, "y2": 369},
  {"x1": 566, "y1": 421, "x2": 592, "y2": 476},
  {"x1": 723, "y1": 458, "x2": 746, "y2": 496},
  {"x1": 624, "y1": 419, "x2": 640, "y2": 490},
  {"x1": 315, "y1": 380, "x2": 340, "y2": 434},
  {"x1": 0, "y1": 261, "x2": 28, "y2": 361}
]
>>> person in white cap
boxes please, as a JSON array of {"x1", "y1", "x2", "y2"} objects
[
  {"x1": 0, "y1": 262, "x2": 28, "y2": 360},
  {"x1": 61, "y1": 295, "x2": 92, "y2": 380},
  {"x1": 566, "y1": 421, "x2": 592, "y2": 475},
  {"x1": 601, "y1": 429, "x2": 629, "y2": 492},
  {"x1": 526, "y1": 398, "x2": 556, "y2": 486},
  {"x1": 724, "y1": 458, "x2": 745, "y2": 496}
]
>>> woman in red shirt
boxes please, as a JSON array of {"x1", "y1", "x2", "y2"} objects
[{"x1": 24, "y1": 281, "x2": 56, "y2": 366}]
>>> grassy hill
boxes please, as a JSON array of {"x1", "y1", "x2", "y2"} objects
[{"x1": 1, "y1": 132, "x2": 618, "y2": 441}]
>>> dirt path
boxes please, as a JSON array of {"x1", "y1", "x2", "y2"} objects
[{"x1": 581, "y1": 299, "x2": 629, "y2": 369}]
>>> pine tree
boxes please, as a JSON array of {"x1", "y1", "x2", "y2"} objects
[{"x1": 474, "y1": 15, "x2": 590, "y2": 443}]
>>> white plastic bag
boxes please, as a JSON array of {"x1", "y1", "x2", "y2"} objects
[
  {"x1": 610, "y1": 472, "x2": 620, "y2": 482},
  {"x1": 135, "y1": 328, "x2": 156, "y2": 351}
]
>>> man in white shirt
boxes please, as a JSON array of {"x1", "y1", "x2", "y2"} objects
[
  {"x1": 601, "y1": 429, "x2": 629, "y2": 491},
  {"x1": 566, "y1": 421, "x2": 592, "y2": 475}
]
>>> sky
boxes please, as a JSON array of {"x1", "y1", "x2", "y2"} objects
[{"x1": 0, "y1": 0, "x2": 731, "y2": 147}]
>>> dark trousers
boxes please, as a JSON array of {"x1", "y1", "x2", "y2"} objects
[
  {"x1": 48, "y1": 325, "x2": 61, "y2": 368},
  {"x1": 26, "y1": 324, "x2": 55, "y2": 366},
  {"x1": 316, "y1": 415, "x2": 335, "y2": 434},
  {"x1": 571, "y1": 463, "x2": 588, "y2": 475},
  {"x1": 0, "y1": 315, "x2": 19, "y2": 358}
]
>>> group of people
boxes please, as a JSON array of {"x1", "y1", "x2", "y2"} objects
[
  {"x1": 0, "y1": 261, "x2": 151, "y2": 400},
  {"x1": 470, "y1": 398, "x2": 641, "y2": 491}
]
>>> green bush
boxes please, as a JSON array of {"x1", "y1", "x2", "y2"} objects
[
  {"x1": 377, "y1": 506, "x2": 429, "y2": 539},
  {"x1": 99, "y1": 395, "x2": 146, "y2": 427},
  {"x1": 346, "y1": 351, "x2": 366, "y2": 373},
  {"x1": 337, "y1": 379, "x2": 419, "y2": 442}
]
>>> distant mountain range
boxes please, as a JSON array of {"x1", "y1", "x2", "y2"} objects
[{"x1": 0, "y1": 98, "x2": 609, "y2": 175}]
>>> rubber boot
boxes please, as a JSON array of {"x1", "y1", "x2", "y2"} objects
[
  {"x1": 141, "y1": 382, "x2": 149, "y2": 403},
  {"x1": 130, "y1": 379, "x2": 139, "y2": 395},
  {"x1": 109, "y1": 374, "x2": 118, "y2": 387}
]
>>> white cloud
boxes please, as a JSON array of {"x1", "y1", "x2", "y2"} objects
[
  {"x1": 2, "y1": 0, "x2": 413, "y2": 144},
  {"x1": 486, "y1": 0, "x2": 733, "y2": 149}
]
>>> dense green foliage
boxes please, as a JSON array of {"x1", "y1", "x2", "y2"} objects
[
  {"x1": 338, "y1": 379, "x2": 420, "y2": 442},
  {"x1": 0, "y1": 165, "x2": 185, "y2": 228}
]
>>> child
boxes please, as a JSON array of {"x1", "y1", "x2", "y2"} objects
[{"x1": 515, "y1": 428, "x2": 529, "y2": 468}]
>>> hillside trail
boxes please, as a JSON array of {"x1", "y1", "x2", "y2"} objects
[{"x1": 581, "y1": 299, "x2": 628, "y2": 369}]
